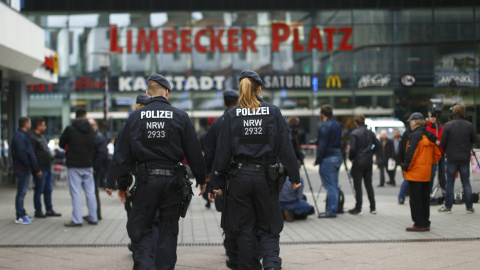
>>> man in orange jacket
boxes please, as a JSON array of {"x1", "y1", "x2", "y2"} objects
[{"x1": 402, "y1": 112, "x2": 442, "y2": 232}]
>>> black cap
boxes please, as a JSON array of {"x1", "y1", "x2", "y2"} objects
[
  {"x1": 239, "y1": 70, "x2": 263, "y2": 86},
  {"x1": 136, "y1": 94, "x2": 150, "y2": 105},
  {"x1": 407, "y1": 112, "x2": 424, "y2": 122},
  {"x1": 223, "y1": 89, "x2": 239, "y2": 99},
  {"x1": 147, "y1": 74, "x2": 172, "y2": 91}
]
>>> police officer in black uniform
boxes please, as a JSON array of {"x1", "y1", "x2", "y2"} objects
[
  {"x1": 116, "y1": 75, "x2": 206, "y2": 270},
  {"x1": 211, "y1": 70, "x2": 301, "y2": 270},
  {"x1": 105, "y1": 94, "x2": 150, "y2": 253},
  {"x1": 204, "y1": 89, "x2": 239, "y2": 269}
]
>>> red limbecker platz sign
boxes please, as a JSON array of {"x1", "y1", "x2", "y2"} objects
[{"x1": 110, "y1": 23, "x2": 353, "y2": 54}]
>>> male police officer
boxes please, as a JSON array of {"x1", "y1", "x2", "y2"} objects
[
  {"x1": 116, "y1": 74, "x2": 206, "y2": 270},
  {"x1": 204, "y1": 89, "x2": 239, "y2": 269}
]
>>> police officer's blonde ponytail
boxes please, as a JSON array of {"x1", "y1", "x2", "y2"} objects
[{"x1": 239, "y1": 78, "x2": 261, "y2": 111}]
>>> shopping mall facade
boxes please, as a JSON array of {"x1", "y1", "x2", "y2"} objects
[{"x1": 19, "y1": 0, "x2": 480, "y2": 144}]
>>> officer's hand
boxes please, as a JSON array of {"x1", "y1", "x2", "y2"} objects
[
  {"x1": 291, "y1": 182, "x2": 302, "y2": 190},
  {"x1": 312, "y1": 162, "x2": 317, "y2": 166},
  {"x1": 36, "y1": 171, "x2": 43, "y2": 179},
  {"x1": 117, "y1": 190, "x2": 126, "y2": 204},
  {"x1": 197, "y1": 184, "x2": 206, "y2": 196},
  {"x1": 213, "y1": 189, "x2": 223, "y2": 197},
  {"x1": 105, "y1": 188, "x2": 113, "y2": 197},
  {"x1": 208, "y1": 192, "x2": 215, "y2": 203},
  {"x1": 206, "y1": 173, "x2": 211, "y2": 183}
]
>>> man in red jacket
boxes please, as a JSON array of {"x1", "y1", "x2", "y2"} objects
[{"x1": 425, "y1": 112, "x2": 445, "y2": 198}]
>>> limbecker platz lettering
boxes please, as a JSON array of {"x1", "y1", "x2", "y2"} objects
[{"x1": 110, "y1": 23, "x2": 353, "y2": 54}]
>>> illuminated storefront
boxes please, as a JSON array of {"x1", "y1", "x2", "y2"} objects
[{"x1": 21, "y1": 2, "x2": 480, "y2": 143}]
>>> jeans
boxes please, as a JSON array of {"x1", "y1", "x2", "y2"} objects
[
  {"x1": 319, "y1": 155, "x2": 343, "y2": 215},
  {"x1": 429, "y1": 155, "x2": 446, "y2": 193},
  {"x1": 280, "y1": 200, "x2": 313, "y2": 216},
  {"x1": 15, "y1": 170, "x2": 30, "y2": 219},
  {"x1": 398, "y1": 179, "x2": 409, "y2": 202},
  {"x1": 33, "y1": 169, "x2": 53, "y2": 213},
  {"x1": 68, "y1": 167, "x2": 98, "y2": 224},
  {"x1": 445, "y1": 161, "x2": 473, "y2": 210}
]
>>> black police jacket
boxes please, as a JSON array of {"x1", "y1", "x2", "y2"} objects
[
  {"x1": 204, "y1": 108, "x2": 229, "y2": 174},
  {"x1": 115, "y1": 96, "x2": 206, "y2": 190},
  {"x1": 211, "y1": 100, "x2": 300, "y2": 189}
]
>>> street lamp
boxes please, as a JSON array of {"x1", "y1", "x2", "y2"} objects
[{"x1": 93, "y1": 50, "x2": 111, "y2": 136}]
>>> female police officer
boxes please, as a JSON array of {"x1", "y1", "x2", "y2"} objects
[{"x1": 211, "y1": 70, "x2": 301, "y2": 270}]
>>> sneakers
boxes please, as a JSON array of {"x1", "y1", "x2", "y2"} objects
[
  {"x1": 348, "y1": 208, "x2": 363, "y2": 215},
  {"x1": 370, "y1": 210, "x2": 377, "y2": 215},
  {"x1": 467, "y1": 208, "x2": 475, "y2": 214},
  {"x1": 398, "y1": 200, "x2": 405, "y2": 205},
  {"x1": 15, "y1": 216, "x2": 31, "y2": 225},
  {"x1": 438, "y1": 206, "x2": 451, "y2": 214},
  {"x1": 26, "y1": 215, "x2": 34, "y2": 221}
]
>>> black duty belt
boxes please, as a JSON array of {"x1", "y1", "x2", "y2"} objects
[
  {"x1": 239, "y1": 163, "x2": 267, "y2": 173},
  {"x1": 148, "y1": 169, "x2": 173, "y2": 176}
]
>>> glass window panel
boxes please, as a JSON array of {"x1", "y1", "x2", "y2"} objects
[
  {"x1": 69, "y1": 14, "x2": 100, "y2": 27},
  {"x1": 434, "y1": 8, "x2": 474, "y2": 23},
  {"x1": 353, "y1": 10, "x2": 392, "y2": 24},
  {"x1": 316, "y1": 11, "x2": 352, "y2": 25},
  {"x1": 393, "y1": 9, "x2": 432, "y2": 23},
  {"x1": 434, "y1": 22, "x2": 475, "y2": 42},
  {"x1": 393, "y1": 23, "x2": 433, "y2": 44}
]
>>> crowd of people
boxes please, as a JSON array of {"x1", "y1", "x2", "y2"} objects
[{"x1": 9, "y1": 69, "x2": 478, "y2": 269}]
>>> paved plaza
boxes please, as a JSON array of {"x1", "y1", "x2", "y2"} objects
[{"x1": 0, "y1": 157, "x2": 479, "y2": 269}]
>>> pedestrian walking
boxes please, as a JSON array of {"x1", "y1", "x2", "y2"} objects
[
  {"x1": 439, "y1": 104, "x2": 477, "y2": 214},
  {"x1": 348, "y1": 115, "x2": 380, "y2": 215},
  {"x1": 115, "y1": 74, "x2": 206, "y2": 269},
  {"x1": 211, "y1": 70, "x2": 300, "y2": 270},
  {"x1": 59, "y1": 108, "x2": 97, "y2": 227},
  {"x1": 30, "y1": 117, "x2": 61, "y2": 218},
  {"x1": 377, "y1": 130, "x2": 395, "y2": 187},
  {"x1": 11, "y1": 117, "x2": 41, "y2": 224}
]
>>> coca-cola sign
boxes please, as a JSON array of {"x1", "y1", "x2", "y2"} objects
[{"x1": 357, "y1": 74, "x2": 391, "y2": 88}]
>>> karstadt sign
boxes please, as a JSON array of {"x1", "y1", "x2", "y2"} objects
[{"x1": 119, "y1": 75, "x2": 225, "y2": 91}]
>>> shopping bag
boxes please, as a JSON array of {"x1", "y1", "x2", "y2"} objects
[{"x1": 387, "y1": 158, "x2": 396, "y2": 171}]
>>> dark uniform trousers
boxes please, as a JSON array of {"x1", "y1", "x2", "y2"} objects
[
  {"x1": 127, "y1": 175, "x2": 182, "y2": 270},
  {"x1": 351, "y1": 163, "x2": 376, "y2": 211},
  {"x1": 226, "y1": 170, "x2": 283, "y2": 270},
  {"x1": 408, "y1": 181, "x2": 431, "y2": 228}
]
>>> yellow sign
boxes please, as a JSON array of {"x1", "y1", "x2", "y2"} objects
[{"x1": 326, "y1": 75, "x2": 341, "y2": 88}]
